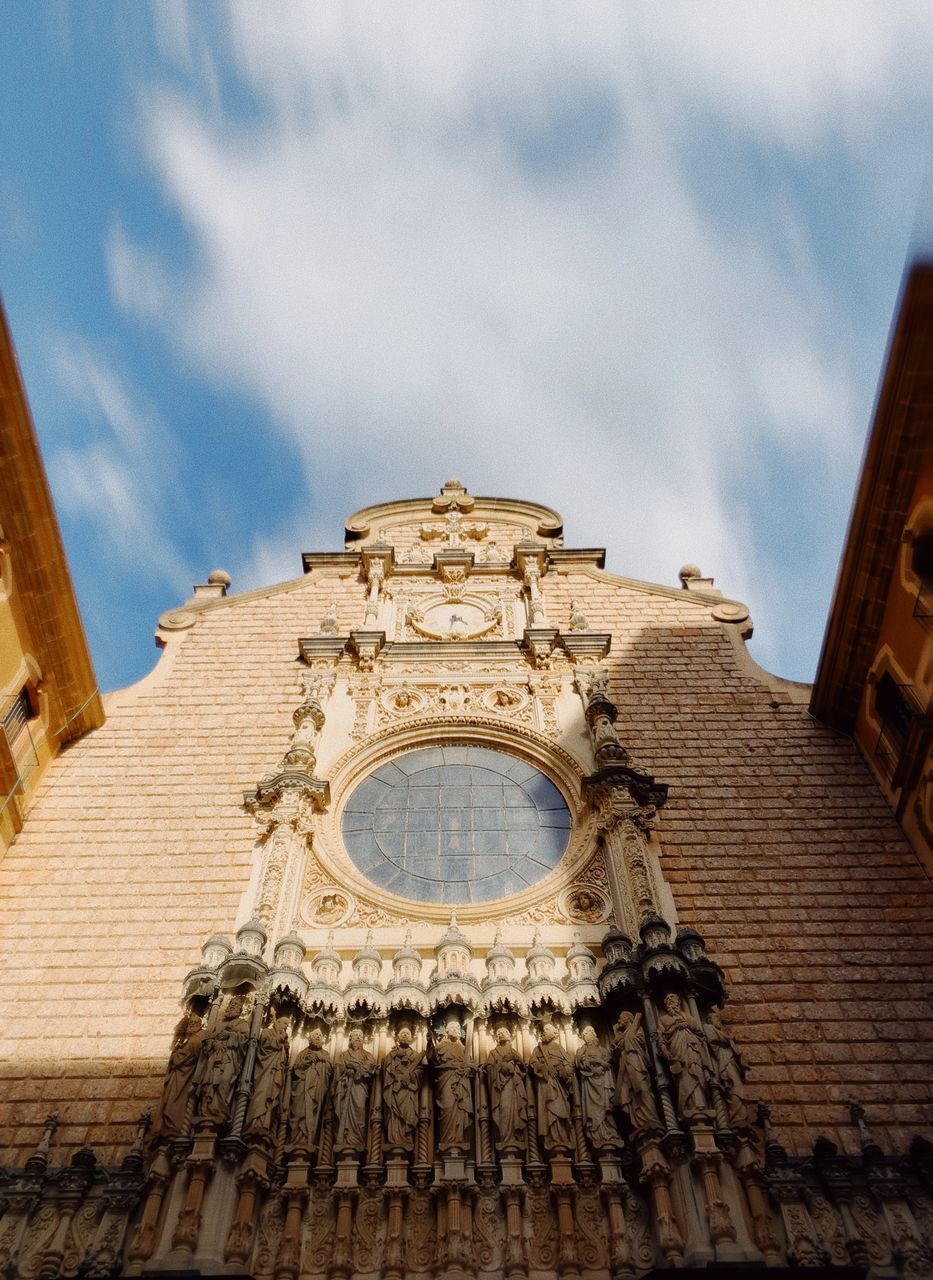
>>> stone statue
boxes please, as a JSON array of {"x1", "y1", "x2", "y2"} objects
[
  {"x1": 656, "y1": 994, "x2": 711, "y2": 1122},
  {"x1": 612, "y1": 1011, "x2": 661, "y2": 1133},
  {"x1": 286, "y1": 1028, "x2": 332, "y2": 1158},
  {"x1": 575, "y1": 1027, "x2": 622, "y2": 1152},
  {"x1": 192, "y1": 996, "x2": 250, "y2": 1129},
  {"x1": 486, "y1": 1026, "x2": 528, "y2": 1155},
  {"x1": 332, "y1": 1028, "x2": 377, "y2": 1155},
  {"x1": 705, "y1": 1009, "x2": 752, "y2": 1131},
  {"x1": 154, "y1": 1013, "x2": 204, "y2": 1141},
  {"x1": 529, "y1": 1024, "x2": 574, "y2": 1155},
  {"x1": 569, "y1": 599, "x2": 589, "y2": 632},
  {"x1": 432, "y1": 1020, "x2": 473, "y2": 1154},
  {"x1": 382, "y1": 1027, "x2": 422, "y2": 1153},
  {"x1": 244, "y1": 1016, "x2": 290, "y2": 1146}
]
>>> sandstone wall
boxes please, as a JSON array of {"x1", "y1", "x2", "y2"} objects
[{"x1": 0, "y1": 562, "x2": 930, "y2": 1164}]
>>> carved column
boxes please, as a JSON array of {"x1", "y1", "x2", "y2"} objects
[
  {"x1": 37, "y1": 1150, "x2": 96, "y2": 1280},
  {"x1": 692, "y1": 1142, "x2": 738, "y2": 1250},
  {"x1": 554, "y1": 1186, "x2": 579, "y2": 1278},
  {"x1": 170, "y1": 1144, "x2": 214, "y2": 1255},
  {"x1": 328, "y1": 1189, "x2": 355, "y2": 1280},
  {"x1": 224, "y1": 1156, "x2": 268, "y2": 1266},
  {"x1": 125, "y1": 1149, "x2": 172, "y2": 1269},
  {"x1": 383, "y1": 1187, "x2": 406, "y2": 1280},
  {"x1": 523, "y1": 561, "x2": 547, "y2": 627},
  {"x1": 601, "y1": 1181, "x2": 635, "y2": 1279},
  {"x1": 734, "y1": 1144, "x2": 782, "y2": 1262},
  {"x1": 639, "y1": 1142, "x2": 685, "y2": 1264},
  {"x1": 503, "y1": 1188, "x2": 527, "y2": 1279},
  {"x1": 245, "y1": 774, "x2": 329, "y2": 937},
  {"x1": 275, "y1": 1178, "x2": 308, "y2": 1280},
  {"x1": 577, "y1": 667, "x2": 668, "y2": 933}
]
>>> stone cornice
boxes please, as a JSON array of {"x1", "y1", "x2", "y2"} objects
[
  {"x1": 301, "y1": 550, "x2": 361, "y2": 573},
  {"x1": 344, "y1": 493, "x2": 563, "y2": 545}
]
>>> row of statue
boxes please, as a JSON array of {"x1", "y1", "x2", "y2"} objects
[{"x1": 155, "y1": 992, "x2": 753, "y2": 1166}]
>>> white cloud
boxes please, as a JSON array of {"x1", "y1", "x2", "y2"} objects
[
  {"x1": 111, "y1": 2, "x2": 933, "y2": 677},
  {"x1": 106, "y1": 222, "x2": 171, "y2": 322},
  {"x1": 49, "y1": 340, "x2": 193, "y2": 594},
  {"x1": 49, "y1": 442, "x2": 192, "y2": 594}
]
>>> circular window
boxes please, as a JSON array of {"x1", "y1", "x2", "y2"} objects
[{"x1": 341, "y1": 745, "x2": 572, "y2": 904}]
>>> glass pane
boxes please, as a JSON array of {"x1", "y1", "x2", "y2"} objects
[{"x1": 341, "y1": 746, "x2": 571, "y2": 903}]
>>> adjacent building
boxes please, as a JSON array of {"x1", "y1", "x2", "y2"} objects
[
  {"x1": 811, "y1": 260, "x2": 933, "y2": 873},
  {"x1": 0, "y1": 302, "x2": 104, "y2": 853}
]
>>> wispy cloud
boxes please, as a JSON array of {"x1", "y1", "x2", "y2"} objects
[
  {"x1": 48, "y1": 338, "x2": 193, "y2": 594},
  {"x1": 108, "y1": 1, "x2": 933, "y2": 678}
]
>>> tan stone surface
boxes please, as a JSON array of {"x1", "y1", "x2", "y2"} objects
[{"x1": 0, "y1": 541, "x2": 931, "y2": 1165}]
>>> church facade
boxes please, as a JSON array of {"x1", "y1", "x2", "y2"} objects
[{"x1": 1, "y1": 475, "x2": 933, "y2": 1279}]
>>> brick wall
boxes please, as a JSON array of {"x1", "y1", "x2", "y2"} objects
[{"x1": 0, "y1": 564, "x2": 929, "y2": 1164}]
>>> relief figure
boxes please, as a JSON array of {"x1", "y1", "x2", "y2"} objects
[
  {"x1": 656, "y1": 994, "x2": 711, "y2": 1123},
  {"x1": 432, "y1": 1020, "x2": 473, "y2": 1154},
  {"x1": 192, "y1": 996, "x2": 250, "y2": 1130},
  {"x1": 486, "y1": 1026, "x2": 528, "y2": 1154},
  {"x1": 705, "y1": 1009, "x2": 752, "y2": 1131},
  {"x1": 575, "y1": 1026, "x2": 622, "y2": 1152},
  {"x1": 332, "y1": 1028, "x2": 377, "y2": 1155},
  {"x1": 382, "y1": 1027, "x2": 422, "y2": 1153},
  {"x1": 154, "y1": 1013, "x2": 204, "y2": 1142},
  {"x1": 612, "y1": 1011, "x2": 661, "y2": 1134},
  {"x1": 286, "y1": 1029, "x2": 332, "y2": 1158},
  {"x1": 529, "y1": 1024, "x2": 574, "y2": 1155},
  {"x1": 245, "y1": 1016, "x2": 290, "y2": 1146}
]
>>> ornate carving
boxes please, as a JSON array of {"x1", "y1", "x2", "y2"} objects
[
  {"x1": 17, "y1": 1206, "x2": 59, "y2": 1280},
  {"x1": 405, "y1": 1190, "x2": 436, "y2": 1273},
  {"x1": 805, "y1": 1190, "x2": 847, "y2": 1266},
  {"x1": 569, "y1": 599, "x2": 589, "y2": 632},
  {"x1": 252, "y1": 1192, "x2": 284, "y2": 1278},
  {"x1": 473, "y1": 1191, "x2": 505, "y2": 1273},
  {"x1": 780, "y1": 1198, "x2": 827, "y2": 1268},
  {"x1": 850, "y1": 1191, "x2": 893, "y2": 1267},
  {"x1": 61, "y1": 1201, "x2": 101, "y2": 1274},
  {"x1": 305, "y1": 1189, "x2": 337, "y2": 1274},
  {"x1": 558, "y1": 884, "x2": 610, "y2": 923},
  {"x1": 350, "y1": 678, "x2": 379, "y2": 739},
  {"x1": 302, "y1": 887, "x2": 354, "y2": 928},
  {"x1": 352, "y1": 1188, "x2": 385, "y2": 1274},
  {"x1": 575, "y1": 1186, "x2": 609, "y2": 1269},
  {"x1": 403, "y1": 590, "x2": 503, "y2": 642},
  {"x1": 526, "y1": 1187, "x2": 558, "y2": 1270}
]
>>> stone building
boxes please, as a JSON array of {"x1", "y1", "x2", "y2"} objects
[
  {"x1": 1, "y1": 459, "x2": 933, "y2": 1278},
  {"x1": 3, "y1": 264, "x2": 933, "y2": 1277}
]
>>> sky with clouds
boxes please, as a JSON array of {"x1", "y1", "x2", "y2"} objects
[{"x1": 1, "y1": 1, "x2": 931, "y2": 691}]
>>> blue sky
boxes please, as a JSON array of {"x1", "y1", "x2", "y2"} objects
[{"x1": 2, "y1": 2, "x2": 931, "y2": 692}]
